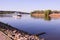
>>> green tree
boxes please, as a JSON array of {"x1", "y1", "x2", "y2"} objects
[
  {"x1": 44, "y1": 10, "x2": 51, "y2": 16},
  {"x1": 44, "y1": 10, "x2": 51, "y2": 21}
]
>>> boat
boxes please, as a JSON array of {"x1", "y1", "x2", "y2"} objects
[
  {"x1": 12, "y1": 13, "x2": 22, "y2": 19},
  {"x1": 17, "y1": 14, "x2": 22, "y2": 16}
]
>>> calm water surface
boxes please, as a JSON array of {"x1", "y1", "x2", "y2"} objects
[{"x1": 0, "y1": 14, "x2": 60, "y2": 40}]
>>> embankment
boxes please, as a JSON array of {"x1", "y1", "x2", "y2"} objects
[
  {"x1": 0, "y1": 22, "x2": 44, "y2": 40},
  {"x1": 0, "y1": 31, "x2": 12, "y2": 40}
]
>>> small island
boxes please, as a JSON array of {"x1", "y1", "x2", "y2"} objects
[{"x1": 31, "y1": 10, "x2": 60, "y2": 20}]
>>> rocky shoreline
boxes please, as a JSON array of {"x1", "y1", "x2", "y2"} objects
[
  {"x1": 0, "y1": 31, "x2": 12, "y2": 40},
  {"x1": 0, "y1": 22, "x2": 44, "y2": 40}
]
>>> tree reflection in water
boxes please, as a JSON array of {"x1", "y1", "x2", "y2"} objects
[
  {"x1": 31, "y1": 14, "x2": 51, "y2": 21},
  {"x1": 44, "y1": 16, "x2": 51, "y2": 21}
]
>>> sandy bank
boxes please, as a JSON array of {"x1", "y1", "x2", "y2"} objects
[
  {"x1": 49, "y1": 14, "x2": 60, "y2": 18},
  {"x1": 31, "y1": 13, "x2": 60, "y2": 19},
  {"x1": 31, "y1": 14, "x2": 45, "y2": 18}
]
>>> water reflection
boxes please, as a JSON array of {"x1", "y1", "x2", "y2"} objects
[
  {"x1": 44, "y1": 16, "x2": 51, "y2": 21},
  {"x1": 31, "y1": 14, "x2": 51, "y2": 21},
  {"x1": 12, "y1": 15, "x2": 21, "y2": 19},
  {"x1": 0, "y1": 14, "x2": 22, "y2": 19},
  {"x1": 0, "y1": 14, "x2": 12, "y2": 17},
  {"x1": 31, "y1": 14, "x2": 60, "y2": 21}
]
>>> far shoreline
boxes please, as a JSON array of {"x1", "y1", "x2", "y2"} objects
[{"x1": 31, "y1": 13, "x2": 60, "y2": 19}]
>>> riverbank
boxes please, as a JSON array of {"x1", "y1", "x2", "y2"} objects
[
  {"x1": 49, "y1": 14, "x2": 60, "y2": 18},
  {"x1": 0, "y1": 22, "x2": 44, "y2": 40},
  {"x1": 31, "y1": 13, "x2": 60, "y2": 19},
  {"x1": 0, "y1": 31, "x2": 12, "y2": 40}
]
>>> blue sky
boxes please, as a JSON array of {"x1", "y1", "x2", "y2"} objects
[{"x1": 0, "y1": 0, "x2": 60, "y2": 12}]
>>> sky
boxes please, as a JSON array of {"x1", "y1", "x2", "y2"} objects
[{"x1": 0, "y1": 0, "x2": 60, "y2": 12}]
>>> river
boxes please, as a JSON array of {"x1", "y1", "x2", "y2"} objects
[{"x1": 0, "y1": 14, "x2": 60, "y2": 40}]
